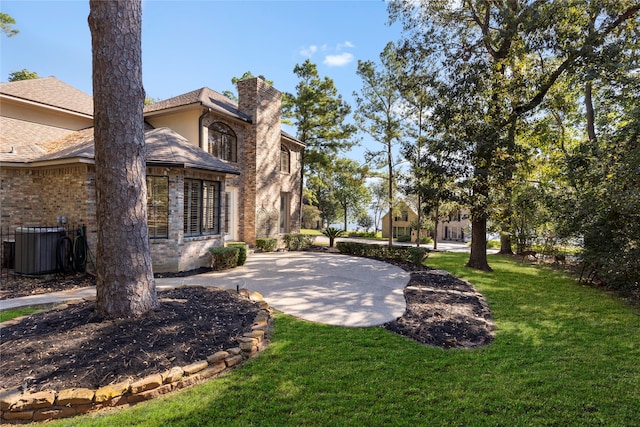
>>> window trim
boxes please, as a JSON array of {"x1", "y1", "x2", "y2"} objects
[
  {"x1": 184, "y1": 178, "x2": 221, "y2": 237},
  {"x1": 208, "y1": 122, "x2": 237, "y2": 162},
  {"x1": 280, "y1": 145, "x2": 290, "y2": 174},
  {"x1": 147, "y1": 175, "x2": 169, "y2": 239}
]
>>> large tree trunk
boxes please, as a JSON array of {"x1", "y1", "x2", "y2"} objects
[
  {"x1": 585, "y1": 81, "x2": 597, "y2": 143},
  {"x1": 89, "y1": 0, "x2": 158, "y2": 318},
  {"x1": 433, "y1": 203, "x2": 439, "y2": 250},
  {"x1": 467, "y1": 216, "x2": 492, "y2": 271},
  {"x1": 498, "y1": 231, "x2": 514, "y2": 255}
]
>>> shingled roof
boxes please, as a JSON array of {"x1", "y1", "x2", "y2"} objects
[
  {"x1": 10, "y1": 127, "x2": 239, "y2": 175},
  {"x1": 0, "y1": 77, "x2": 93, "y2": 116},
  {"x1": 144, "y1": 87, "x2": 250, "y2": 123}
]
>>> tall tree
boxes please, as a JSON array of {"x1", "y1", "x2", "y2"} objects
[
  {"x1": 331, "y1": 158, "x2": 371, "y2": 231},
  {"x1": 282, "y1": 59, "x2": 358, "y2": 221},
  {"x1": 389, "y1": 0, "x2": 640, "y2": 270},
  {"x1": 8, "y1": 69, "x2": 39, "y2": 81},
  {"x1": 0, "y1": 12, "x2": 18, "y2": 38},
  {"x1": 354, "y1": 42, "x2": 405, "y2": 247},
  {"x1": 88, "y1": 0, "x2": 158, "y2": 318}
]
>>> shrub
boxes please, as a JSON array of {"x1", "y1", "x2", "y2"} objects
[
  {"x1": 283, "y1": 234, "x2": 316, "y2": 251},
  {"x1": 348, "y1": 231, "x2": 378, "y2": 238},
  {"x1": 336, "y1": 242, "x2": 430, "y2": 266},
  {"x1": 396, "y1": 235, "x2": 411, "y2": 242},
  {"x1": 209, "y1": 246, "x2": 239, "y2": 271},
  {"x1": 322, "y1": 227, "x2": 344, "y2": 247},
  {"x1": 407, "y1": 247, "x2": 430, "y2": 266},
  {"x1": 256, "y1": 238, "x2": 278, "y2": 252},
  {"x1": 419, "y1": 237, "x2": 433, "y2": 244},
  {"x1": 226, "y1": 242, "x2": 248, "y2": 266}
]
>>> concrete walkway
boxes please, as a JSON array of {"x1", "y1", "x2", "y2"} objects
[{"x1": 1, "y1": 252, "x2": 410, "y2": 328}]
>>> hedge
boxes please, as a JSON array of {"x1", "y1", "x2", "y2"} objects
[
  {"x1": 336, "y1": 241, "x2": 429, "y2": 266},
  {"x1": 209, "y1": 246, "x2": 239, "y2": 270},
  {"x1": 256, "y1": 238, "x2": 278, "y2": 252},
  {"x1": 226, "y1": 242, "x2": 248, "y2": 266}
]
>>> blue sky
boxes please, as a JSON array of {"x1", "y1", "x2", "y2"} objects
[{"x1": 1, "y1": 0, "x2": 404, "y2": 162}]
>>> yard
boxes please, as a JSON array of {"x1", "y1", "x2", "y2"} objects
[{"x1": 20, "y1": 253, "x2": 640, "y2": 425}]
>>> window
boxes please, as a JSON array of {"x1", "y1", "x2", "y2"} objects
[
  {"x1": 208, "y1": 122, "x2": 237, "y2": 162},
  {"x1": 392, "y1": 226, "x2": 410, "y2": 238},
  {"x1": 280, "y1": 145, "x2": 290, "y2": 173},
  {"x1": 184, "y1": 179, "x2": 220, "y2": 236},
  {"x1": 280, "y1": 192, "x2": 290, "y2": 233},
  {"x1": 394, "y1": 211, "x2": 409, "y2": 222},
  {"x1": 147, "y1": 176, "x2": 169, "y2": 238}
]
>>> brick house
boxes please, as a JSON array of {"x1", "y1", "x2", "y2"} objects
[{"x1": 0, "y1": 77, "x2": 303, "y2": 273}]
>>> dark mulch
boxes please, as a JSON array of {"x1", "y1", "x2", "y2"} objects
[
  {"x1": 0, "y1": 286, "x2": 260, "y2": 392},
  {"x1": 0, "y1": 253, "x2": 494, "y2": 394}
]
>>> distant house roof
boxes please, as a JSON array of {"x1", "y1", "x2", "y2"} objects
[
  {"x1": 0, "y1": 77, "x2": 93, "y2": 117},
  {"x1": 144, "y1": 87, "x2": 250, "y2": 123},
  {"x1": 5, "y1": 127, "x2": 240, "y2": 175}
]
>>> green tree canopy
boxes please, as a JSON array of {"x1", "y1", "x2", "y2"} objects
[{"x1": 8, "y1": 69, "x2": 39, "y2": 81}]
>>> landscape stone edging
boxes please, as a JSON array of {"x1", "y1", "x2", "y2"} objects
[{"x1": 0, "y1": 287, "x2": 271, "y2": 423}]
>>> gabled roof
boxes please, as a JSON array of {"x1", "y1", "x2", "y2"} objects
[
  {"x1": 144, "y1": 87, "x2": 250, "y2": 123},
  {"x1": 0, "y1": 77, "x2": 93, "y2": 116},
  {"x1": 8, "y1": 127, "x2": 240, "y2": 175}
]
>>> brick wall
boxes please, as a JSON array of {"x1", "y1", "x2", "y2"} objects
[
  {"x1": 0, "y1": 164, "x2": 97, "y2": 260},
  {"x1": 1, "y1": 164, "x2": 225, "y2": 274}
]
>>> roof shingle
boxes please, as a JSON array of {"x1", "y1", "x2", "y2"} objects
[{"x1": 0, "y1": 77, "x2": 93, "y2": 116}]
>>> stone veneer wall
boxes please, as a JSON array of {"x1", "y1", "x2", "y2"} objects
[{"x1": 0, "y1": 287, "x2": 271, "y2": 423}]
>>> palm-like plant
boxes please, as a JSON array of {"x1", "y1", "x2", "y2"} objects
[{"x1": 322, "y1": 227, "x2": 344, "y2": 248}]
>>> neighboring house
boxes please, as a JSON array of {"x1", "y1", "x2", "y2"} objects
[
  {"x1": 381, "y1": 201, "x2": 425, "y2": 241},
  {"x1": 0, "y1": 76, "x2": 303, "y2": 273},
  {"x1": 438, "y1": 209, "x2": 471, "y2": 242},
  {"x1": 381, "y1": 201, "x2": 471, "y2": 242}
]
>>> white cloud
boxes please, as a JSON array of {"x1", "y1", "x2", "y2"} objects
[
  {"x1": 323, "y1": 52, "x2": 354, "y2": 67},
  {"x1": 299, "y1": 45, "x2": 318, "y2": 57},
  {"x1": 337, "y1": 41, "x2": 355, "y2": 50}
]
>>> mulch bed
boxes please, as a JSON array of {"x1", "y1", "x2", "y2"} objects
[{"x1": 0, "y1": 254, "x2": 494, "y2": 394}]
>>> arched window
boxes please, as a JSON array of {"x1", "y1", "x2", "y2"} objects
[
  {"x1": 280, "y1": 145, "x2": 290, "y2": 173},
  {"x1": 208, "y1": 122, "x2": 237, "y2": 162}
]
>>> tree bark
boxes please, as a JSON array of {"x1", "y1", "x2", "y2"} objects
[
  {"x1": 467, "y1": 216, "x2": 492, "y2": 271},
  {"x1": 498, "y1": 231, "x2": 513, "y2": 255},
  {"x1": 89, "y1": 0, "x2": 158, "y2": 318},
  {"x1": 585, "y1": 81, "x2": 597, "y2": 143},
  {"x1": 433, "y1": 203, "x2": 439, "y2": 250}
]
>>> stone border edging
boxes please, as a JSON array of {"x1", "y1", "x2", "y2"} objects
[{"x1": 0, "y1": 287, "x2": 272, "y2": 423}]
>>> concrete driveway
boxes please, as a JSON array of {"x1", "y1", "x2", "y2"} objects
[{"x1": 156, "y1": 252, "x2": 410, "y2": 328}]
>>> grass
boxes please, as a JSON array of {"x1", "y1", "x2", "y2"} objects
[
  {"x1": 0, "y1": 305, "x2": 45, "y2": 322},
  {"x1": 44, "y1": 252, "x2": 640, "y2": 426},
  {"x1": 300, "y1": 228, "x2": 323, "y2": 235}
]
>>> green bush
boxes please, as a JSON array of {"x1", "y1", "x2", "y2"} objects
[
  {"x1": 419, "y1": 236, "x2": 433, "y2": 244},
  {"x1": 283, "y1": 234, "x2": 316, "y2": 251},
  {"x1": 256, "y1": 238, "x2": 278, "y2": 252},
  {"x1": 396, "y1": 235, "x2": 411, "y2": 242},
  {"x1": 226, "y1": 242, "x2": 248, "y2": 266},
  {"x1": 209, "y1": 246, "x2": 239, "y2": 271},
  {"x1": 336, "y1": 242, "x2": 430, "y2": 266},
  {"x1": 348, "y1": 231, "x2": 377, "y2": 238}
]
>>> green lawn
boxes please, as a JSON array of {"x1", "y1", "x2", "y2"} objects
[
  {"x1": 47, "y1": 253, "x2": 640, "y2": 426},
  {"x1": 0, "y1": 305, "x2": 45, "y2": 323}
]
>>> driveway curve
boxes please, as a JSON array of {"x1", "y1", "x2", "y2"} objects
[{"x1": 156, "y1": 252, "x2": 410, "y2": 328}]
